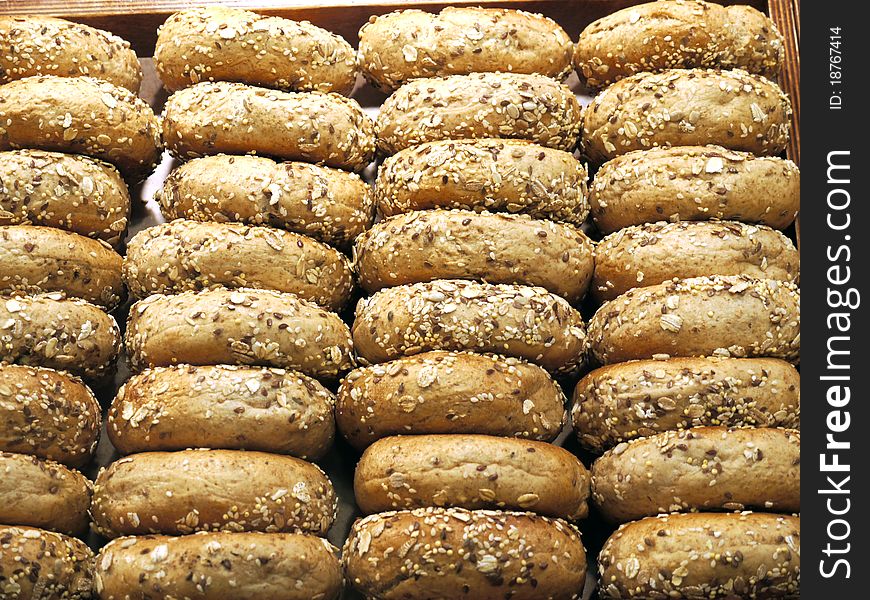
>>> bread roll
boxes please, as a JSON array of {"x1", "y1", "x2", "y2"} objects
[
  {"x1": 95, "y1": 532, "x2": 341, "y2": 600},
  {"x1": 599, "y1": 512, "x2": 800, "y2": 599},
  {"x1": 126, "y1": 288, "x2": 354, "y2": 379},
  {"x1": 359, "y1": 7, "x2": 573, "y2": 91},
  {"x1": 0, "y1": 525, "x2": 93, "y2": 600},
  {"x1": 91, "y1": 449, "x2": 336, "y2": 538},
  {"x1": 336, "y1": 351, "x2": 566, "y2": 449},
  {"x1": 0, "y1": 150, "x2": 130, "y2": 247},
  {"x1": 0, "y1": 15, "x2": 141, "y2": 91},
  {"x1": 587, "y1": 276, "x2": 800, "y2": 364},
  {"x1": 376, "y1": 72, "x2": 582, "y2": 154},
  {"x1": 0, "y1": 364, "x2": 101, "y2": 467},
  {"x1": 344, "y1": 508, "x2": 587, "y2": 600},
  {"x1": 0, "y1": 452, "x2": 91, "y2": 536},
  {"x1": 572, "y1": 357, "x2": 800, "y2": 453},
  {"x1": 355, "y1": 435, "x2": 589, "y2": 519},
  {"x1": 0, "y1": 293, "x2": 121, "y2": 380},
  {"x1": 156, "y1": 154, "x2": 373, "y2": 249},
  {"x1": 0, "y1": 76, "x2": 162, "y2": 180},
  {"x1": 162, "y1": 82, "x2": 375, "y2": 172},
  {"x1": 352, "y1": 280, "x2": 587, "y2": 375},
  {"x1": 574, "y1": 0, "x2": 783, "y2": 89},
  {"x1": 375, "y1": 139, "x2": 589, "y2": 225},
  {"x1": 155, "y1": 6, "x2": 357, "y2": 95},
  {"x1": 355, "y1": 210, "x2": 594, "y2": 303},
  {"x1": 581, "y1": 69, "x2": 791, "y2": 163},
  {"x1": 108, "y1": 365, "x2": 335, "y2": 460},
  {"x1": 592, "y1": 221, "x2": 799, "y2": 301},
  {"x1": 0, "y1": 225, "x2": 123, "y2": 308},
  {"x1": 592, "y1": 426, "x2": 800, "y2": 523},
  {"x1": 124, "y1": 219, "x2": 353, "y2": 311},
  {"x1": 590, "y1": 146, "x2": 800, "y2": 233}
]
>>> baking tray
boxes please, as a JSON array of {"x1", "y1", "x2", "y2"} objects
[{"x1": 0, "y1": 1, "x2": 801, "y2": 598}]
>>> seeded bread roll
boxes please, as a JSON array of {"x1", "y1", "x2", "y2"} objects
[
  {"x1": 574, "y1": 0, "x2": 784, "y2": 89},
  {"x1": 352, "y1": 280, "x2": 587, "y2": 375},
  {"x1": 0, "y1": 364, "x2": 101, "y2": 468},
  {"x1": 0, "y1": 76, "x2": 162, "y2": 180},
  {"x1": 156, "y1": 155, "x2": 373, "y2": 249},
  {"x1": 108, "y1": 365, "x2": 335, "y2": 460},
  {"x1": 590, "y1": 146, "x2": 800, "y2": 233},
  {"x1": 593, "y1": 221, "x2": 799, "y2": 301},
  {"x1": 344, "y1": 508, "x2": 587, "y2": 600},
  {"x1": 162, "y1": 82, "x2": 375, "y2": 172},
  {"x1": 599, "y1": 512, "x2": 800, "y2": 599},
  {"x1": 91, "y1": 449, "x2": 336, "y2": 538},
  {"x1": 587, "y1": 276, "x2": 800, "y2": 365},
  {"x1": 375, "y1": 139, "x2": 589, "y2": 225},
  {"x1": 126, "y1": 288, "x2": 354, "y2": 379},
  {"x1": 359, "y1": 7, "x2": 573, "y2": 92},
  {"x1": 0, "y1": 293, "x2": 121, "y2": 381},
  {"x1": 572, "y1": 357, "x2": 800, "y2": 453},
  {"x1": 581, "y1": 69, "x2": 791, "y2": 163},
  {"x1": 376, "y1": 73, "x2": 582, "y2": 155},
  {"x1": 124, "y1": 220, "x2": 353, "y2": 311},
  {"x1": 155, "y1": 6, "x2": 357, "y2": 95},
  {"x1": 0, "y1": 150, "x2": 130, "y2": 247},
  {"x1": 0, "y1": 452, "x2": 91, "y2": 536},
  {"x1": 95, "y1": 532, "x2": 342, "y2": 600},
  {"x1": 0, "y1": 225, "x2": 123, "y2": 308},
  {"x1": 0, "y1": 525, "x2": 94, "y2": 600},
  {"x1": 592, "y1": 426, "x2": 800, "y2": 523},
  {"x1": 336, "y1": 351, "x2": 566, "y2": 450},
  {"x1": 356, "y1": 210, "x2": 594, "y2": 303},
  {"x1": 355, "y1": 435, "x2": 589, "y2": 520},
  {"x1": 0, "y1": 15, "x2": 142, "y2": 91}
]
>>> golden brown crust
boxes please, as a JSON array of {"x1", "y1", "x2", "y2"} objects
[
  {"x1": 91, "y1": 449, "x2": 336, "y2": 538},
  {"x1": 591, "y1": 427, "x2": 800, "y2": 523},
  {"x1": 155, "y1": 6, "x2": 357, "y2": 95},
  {"x1": 124, "y1": 220, "x2": 353, "y2": 311},
  {"x1": 0, "y1": 293, "x2": 121, "y2": 381},
  {"x1": 590, "y1": 146, "x2": 800, "y2": 233},
  {"x1": 126, "y1": 288, "x2": 354, "y2": 379},
  {"x1": 336, "y1": 351, "x2": 566, "y2": 450},
  {"x1": 0, "y1": 525, "x2": 94, "y2": 600},
  {"x1": 572, "y1": 357, "x2": 800, "y2": 453},
  {"x1": 0, "y1": 364, "x2": 101, "y2": 468},
  {"x1": 587, "y1": 276, "x2": 800, "y2": 365},
  {"x1": 161, "y1": 82, "x2": 375, "y2": 172},
  {"x1": 156, "y1": 154, "x2": 373, "y2": 249},
  {"x1": 598, "y1": 512, "x2": 800, "y2": 599},
  {"x1": 0, "y1": 225, "x2": 123, "y2": 308},
  {"x1": 95, "y1": 532, "x2": 342, "y2": 600},
  {"x1": 0, "y1": 76, "x2": 162, "y2": 181},
  {"x1": 344, "y1": 508, "x2": 587, "y2": 600},
  {"x1": 352, "y1": 280, "x2": 587, "y2": 375},
  {"x1": 354, "y1": 435, "x2": 589, "y2": 519},
  {"x1": 108, "y1": 365, "x2": 335, "y2": 460},
  {"x1": 359, "y1": 7, "x2": 573, "y2": 92},
  {"x1": 375, "y1": 73, "x2": 582, "y2": 155},
  {"x1": 375, "y1": 139, "x2": 589, "y2": 225},
  {"x1": 0, "y1": 452, "x2": 91, "y2": 536},
  {"x1": 581, "y1": 69, "x2": 791, "y2": 163},
  {"x1": 0, "y1": 15, "x2": 142, "y2": 91},
  {"x1": 355, "y1": 210, "x2": 594, "y2": 303},
  {"x1": 574, "y1": 0, "x2": 783, "y2": 89},
  {"x1": 0, "y1": 150, "x2": 130, "y2": 247},
  {"x1": 592, "y1": 221, "x2": 799, "y2": 301}
]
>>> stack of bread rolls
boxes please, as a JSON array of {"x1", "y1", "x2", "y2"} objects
[
  {"x1": 340, "y1": 7, "x2": 600, "y2": 599},
  {"x1": 569, "y1": 3, "x2": 801, "y2": 598},
  {"x1": 0, "y1": 15, "x2": 161, "y2": 598}
]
